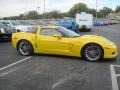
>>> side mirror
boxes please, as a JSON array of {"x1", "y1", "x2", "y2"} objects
[{"x1": 53, "y1": 34, "x2": 62, "y2": 39}]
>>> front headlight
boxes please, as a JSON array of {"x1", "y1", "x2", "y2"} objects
[
  {"x1": 104, "y1": 40, "x2": 117, "y2": 49},
  {"x1": 0, "y1": 28, "x2": 6, "y2": 33},
  {"x1": 104, "y1": 39, "x2": 115, "y2": 46}
]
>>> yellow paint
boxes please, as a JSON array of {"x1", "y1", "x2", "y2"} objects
[{"x1": 12, "y1": 26, "x2": 118, "y2": 59}]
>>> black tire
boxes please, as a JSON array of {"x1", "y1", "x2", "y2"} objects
[
  {"x1": 82, "y1": 25, "x2": 86, "y2": 30},
  {"x1": 77, "y1": 25, "x2": 87, "y2": 32},
  {"x1": 87, "y1": 29, "x2": 91, "y2": 32},
  {"x1": 17, "y1": 40, "x2": 33, "y2": 56},
  {"x1": 17, "y1": 29, "x2": 21, "y2": 32},
  {"x1": 82, "y1": 44, "x2": 103, "y2": 62},
  {"x1": 77, "y1": 29, "x2": 82, "y2": 33}
]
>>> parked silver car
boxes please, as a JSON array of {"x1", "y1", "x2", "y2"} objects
[{"x1": 0, "y1": 22, "x2": 16, "y2": 40}]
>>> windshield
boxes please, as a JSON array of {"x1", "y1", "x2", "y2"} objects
[{"x1": 57, "y1": 27, "x2": 80, "y2": 38}]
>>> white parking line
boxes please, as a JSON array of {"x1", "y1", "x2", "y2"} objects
[
  {"x1": 110, "y1": 65, "x2": 119, "y2": 90},
  {"x1": 110, "y1": 64, "x2": 120, "y2": 90},
  {"x1": 0, "y1": 68, "x2": 17, "y2": 77},
  {"x1": 113, "y1": 65, "x2": 120, "y2": 67},
  {"x1": 0, "y1": 56, "x2": 32, "y2": 71},
  {"x1": 116, "y1": 74, "x2": 120, "y2": 77},
  {"x1": 52, "y1": 78, "x2": 66, "y2": 89},
  {"x1": 52, "y1": 74, "x2": 80, "y2": 89}
]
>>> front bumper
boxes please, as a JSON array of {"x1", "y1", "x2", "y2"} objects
[{"x1": 103, "y1": 45, "x2": 118, "y2": 59}]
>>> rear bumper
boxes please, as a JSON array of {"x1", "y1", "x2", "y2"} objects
[{"x1": 78, "y1": 25, "x2": 92, "y2": 30}]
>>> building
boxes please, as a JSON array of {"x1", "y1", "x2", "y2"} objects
[{"x1": 107, "y1": 12, "x2": 120, "y2": 20}]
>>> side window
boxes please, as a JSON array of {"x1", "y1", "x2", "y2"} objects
[{"x1": 40, "y1": 29, "x2": 62, "y2": 36}]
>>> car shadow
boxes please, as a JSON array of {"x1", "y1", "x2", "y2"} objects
[
  {"x1": 0, "y1": 40, "x2": 11, "y2": 43},
  {"x1": 32, "y1": 53, "x2": 116, "y2": 63}
]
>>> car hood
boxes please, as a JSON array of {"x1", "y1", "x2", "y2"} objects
[
  {"x1": 14, "y1": 32, "x2": 33, "y2": 35},
  {"x1": 74, "y1": 35, "x2": 115, "y2": 45},
  {"x1": 12, "y1": 32, "x2": 35, "y2": 39},
  {"x1": 81, "y1": 35, "x2": 106, "y2": 39},
  {"x1": 13, "y1": 25, "x2": 29, "y2": 28}
]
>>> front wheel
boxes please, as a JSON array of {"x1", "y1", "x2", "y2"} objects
[
  {"x1": 18, "y1": 40, "x2": 33, "y2": 56},
  {"x1": 83, "y1": 44, "x2": 103, "y2": 62},
  {"x1": 87, "y1": 29, "x2": 91, "y2": 32}
]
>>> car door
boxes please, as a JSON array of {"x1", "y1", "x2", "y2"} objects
[{"x1": 36, "y1": 28, "x2": 71, "y2": 55}]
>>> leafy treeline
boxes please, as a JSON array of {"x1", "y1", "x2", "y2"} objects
[{"x1": 1, "y1": 3, "x2": 120, "y2": 20}]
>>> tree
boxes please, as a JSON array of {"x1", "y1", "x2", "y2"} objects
[
  {"x1": 2, "y1": 3, "x2": 114, "y2": 19},
  {"x1": 98, "y1": 7, "x2": 113, "y2": 17},
  {"x1": 3, "y1": 17, "x2": 8, "y2": 20},
  {"x1": 87, "y1": 9, "x2": 96, "y2": 17},
  {"x1": 115, "y1": 6, "x2": 120, "y2": 13},
  {"x1": 26, "y1": 11, "x2": 39, "y2": 19},
  {"x1": 19, "y1": 14, "x2": 25, "y2": 20},
  {"x1": 61, "y1": 12, "x2": 70, "y2": 17},
  {"x1": 47, "y1": 11, "x2": 60, "y2": 18},
  {"x1": 69, "y1": 3, "x2": 88, "y2": 17}
]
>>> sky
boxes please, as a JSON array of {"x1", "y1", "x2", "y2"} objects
[{"x1": 0, "y1": 0, "x2": 119, "y2": 17}]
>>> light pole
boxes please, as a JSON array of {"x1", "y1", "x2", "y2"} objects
[
  {"x1": 37, "y1": 7, "x2": 40, "y2": 14},
  {"x1": 96, "y1": 0, "x2": 98, "y2": 19},
  {"x1": 44, "y1": 0, "x2": 45, "y2": 13}
]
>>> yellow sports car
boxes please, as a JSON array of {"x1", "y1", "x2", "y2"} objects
[{"x1": 12, "y1": 26, "x2": 117, "y2": 61}]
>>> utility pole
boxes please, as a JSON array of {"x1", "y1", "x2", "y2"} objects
[
  {"x1": 44, "y1": 0, "x2": 45, "y2": 13},
  {"x1": 96, "y1": 0, "x2": 98, "y2": 19},
  {"x1": 37, "y1": 7, "x2": 40, "y2": 14}
]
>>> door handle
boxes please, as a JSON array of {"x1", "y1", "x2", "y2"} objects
[{"x1": 69, "y1": 43, "x2": 73, "y2": 50}]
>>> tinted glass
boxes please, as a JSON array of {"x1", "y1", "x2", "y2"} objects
[
  {"x1": 40, "y1": 28, "x2": 62, "y2": 36},
  {"x1": 57, "y1": 27, "x2": 80, "y2": 37}
]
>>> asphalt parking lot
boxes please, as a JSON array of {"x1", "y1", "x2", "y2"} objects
[{"x1": 0, "y1": 24, "x2": 120, "y2": 90}]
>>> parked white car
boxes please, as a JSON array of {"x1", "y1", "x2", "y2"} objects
[
  {"x1": 75, "y1": 12, "x2": 93, "y2": 32},
  {"x1": 0, "y1": 21, "x2": 34, "y2": 32}
]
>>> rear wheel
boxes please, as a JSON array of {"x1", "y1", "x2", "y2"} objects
[
  {"x1": 17, "y1": 29, "x2": 21, "y2": 32},
  {"x1": 18, "y1": 40, "x2": 33, "y2": 56},
  {"x1": 83, "y1": 44, "x2": 103, "y2": 62},
  {"x1": 82, "y1": 25, "x2": 86, "y2": 30},
  {"x1": 87, "y1": 29, "x2": 91, "y2": 32}
]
